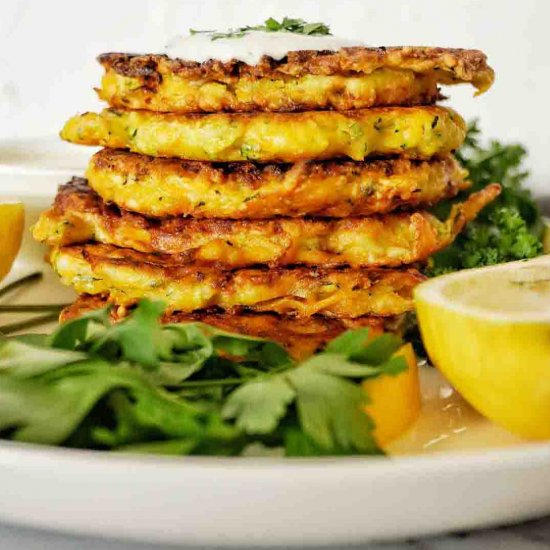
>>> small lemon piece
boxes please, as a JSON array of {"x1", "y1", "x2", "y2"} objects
[
  {"x1": 363, "y1": 343, "x2": 421, "y2": 447},
  {"x1": 415, "y1": 255, "x2": 550, "y2": 440},
  {"x1": 0, "y1": 202, "x2": 24, "y2": 282}
]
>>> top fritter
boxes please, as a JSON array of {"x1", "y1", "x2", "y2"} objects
[{"x1": 98, "y1": 42, "x2": 494, "y2": 114}]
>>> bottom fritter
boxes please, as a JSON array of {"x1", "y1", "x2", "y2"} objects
[
  {"x1": 50, "y1": 243, "x2": 424, "y2": 318},
  {"x1": 61, "y1": 295, "x2": 403, "y2": 359}
]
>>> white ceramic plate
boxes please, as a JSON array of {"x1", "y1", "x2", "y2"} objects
[
  {"x1": 0, "y1": 137, "x2": 94, "y2": 176},
  {"x1": 1, "y1": 167, "x2": 550, "y2": 547}
]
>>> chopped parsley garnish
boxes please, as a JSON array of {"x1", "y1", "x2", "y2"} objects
[{"x1": 190, "y1": 17, "x2": 331, "y2": 41}]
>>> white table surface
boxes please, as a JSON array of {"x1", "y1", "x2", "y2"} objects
[{"x1": 1, "y1": 517, "x2": 550, "y2": 550}]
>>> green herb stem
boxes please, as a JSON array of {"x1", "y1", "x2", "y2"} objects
[
  {"x1": 0, "y1": 272, "x2": 42, "y2": 299},
  {"x1": 0, "y1": 312, "x2": 59, "y2": 335},
  {"x1": 0, "y1": 304, "x2": 69, "y2": 313},
  {"x1": 178, "y1": 363, "x2": 293, "y2": 389},
  {"x1": 178, "y1": 377, "x2": 249, "y2": 388}
]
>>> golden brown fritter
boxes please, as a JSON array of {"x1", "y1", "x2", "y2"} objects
[
  {"x1": 49, "y1": 243, "x2": 425, "y2": 318},
  {"x1": 100, "y1": 65, "x2": 440, "y2": 114},
  {"x1": 97, "y1": 47, "x2": 493, "y2": 113},
  {"x1": 60, "y1": 294, "x2": 395, "y2": 359},
  {"x1": 60, "y1": 106, "x2": 465, "y2": 163},
  {"x1": 34, "y1": 179, "x2": 501, "y2": 268},
  {"x1": 86, "y1": 150, "x2": 469, "y2": 218}
]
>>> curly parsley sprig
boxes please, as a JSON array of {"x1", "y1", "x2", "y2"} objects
[{"x1": 427, "y1": 120, "x2": 543, "y2": 275}]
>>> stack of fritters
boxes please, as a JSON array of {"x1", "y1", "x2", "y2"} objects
[{"x1": 34, "y1": 45, "x2": 498, "y2": 358}]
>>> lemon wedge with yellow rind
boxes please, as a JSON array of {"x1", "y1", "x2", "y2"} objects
[
  {"x1": 0, "y1": 202, "x2": 24, "y2": 282},
  {"x1": 363, "y1": 343, "x2": 421, "y2": 447},
  {"x1": 415, "y1": 255, "x2": 550, "y2": 440}
]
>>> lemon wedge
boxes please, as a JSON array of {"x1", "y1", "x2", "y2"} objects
[
  {"x1": 415, "y1": 255, "x2": 550, "y2": 440},
  {"x1": 0, "y1": 202, "x2": 24, "y2": 282},
  {"x1": 363, "y1": 343, "x2": 421, "y2": 447}
]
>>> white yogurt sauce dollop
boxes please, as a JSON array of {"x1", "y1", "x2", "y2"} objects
[{"x1": 165, "y1": 31, "x2": 362, "y2": 65}]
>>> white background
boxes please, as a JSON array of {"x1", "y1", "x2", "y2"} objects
[{"x1": 0, "y1": 0, "x2": 549, "y2": 189}]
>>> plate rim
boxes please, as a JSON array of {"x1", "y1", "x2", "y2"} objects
[{"x1": 0, "y1": 437, "x2": 549, "y2": 473}]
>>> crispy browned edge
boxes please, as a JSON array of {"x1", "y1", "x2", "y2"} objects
[
  {"x1": 50, "y1": 175, "x2": 431, "y2": 234},
  {"x1": 90, "y1": 148, "x2": 466, "y2": 194},
  {"x1": 64, "y1": 242, "x2": 424, "y2": 288},
  {"x1": 46, "y1": 178, "x2": 485, "y2": 268},
  {"x1": 60, "y1": 295, "x2": 402, "y2": 359},
  {"x1": 98, "y1": 46, "x2": 493, "y2": 84}
]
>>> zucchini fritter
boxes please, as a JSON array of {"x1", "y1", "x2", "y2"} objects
[
  {"x1": 97, "y1": 47, "x2": 493, "y2": 113},
  {"x1": 49, "y1": 244, "x2": 424, "y2": 318},
  {"x1": 100, "y1": 66, "x2": 440, "y2": 114},
  {"x1": 61, "y1": 106, "x2": 465, "y2": 162},
  {"x1": 61, "y1": 295, "x2": 393, "y2": 359},
  {"x1": 86, "y1": 150, "x2": 468, "y2": 218},
  {"x1": 34, "y1": 179, "x2": 501, "y2": 268}
]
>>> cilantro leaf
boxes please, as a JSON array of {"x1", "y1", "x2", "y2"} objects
[
  {"x1": 351, "y1": 333, "x2": 403, "y2": 365},
  {"x1": 303, "y1": 352, "x2": 407, "y2": 379},
  {"x1": 287, "y1": 362, "x2": 377, "y2": 453},
  {"x1": 324, "y1": 328, "x2": 371, "y2": 357},
  {"x1": 223, "y1": 330, "x2": 405, "y2": 455},
  {"x1": 222, "y1": 376, "x2": 295, "y2": 434}
]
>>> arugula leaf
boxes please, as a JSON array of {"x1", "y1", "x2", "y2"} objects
[
  {"x1": 86, "y1": 300, "x2": 166, "y2": 367},
  {"x1": 0, "y1": 360, "x2": 140, "y2": 444},
  {"x1": 48, "y1": 306, "x2": 110, "y2": 350},
  {"x1": 0, "y1": 359, "x2": 240, "y2": 452},
  {"x1": 151, "y1": 323, "x2": 214, "y2": 384},
  {"x1": 0, "y1": 336, "x2": 85, "y2": 377},
  {"x1": 91, "y1": 389, "x2": 199, "y2": 448}
]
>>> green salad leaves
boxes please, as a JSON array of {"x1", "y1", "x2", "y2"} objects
[
  {"x1": 428, "y1": 120, "x2": 543, "y2": 275},
  {"x1": 0, "y1": 300, "x2": 406, "y2": 456}
]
